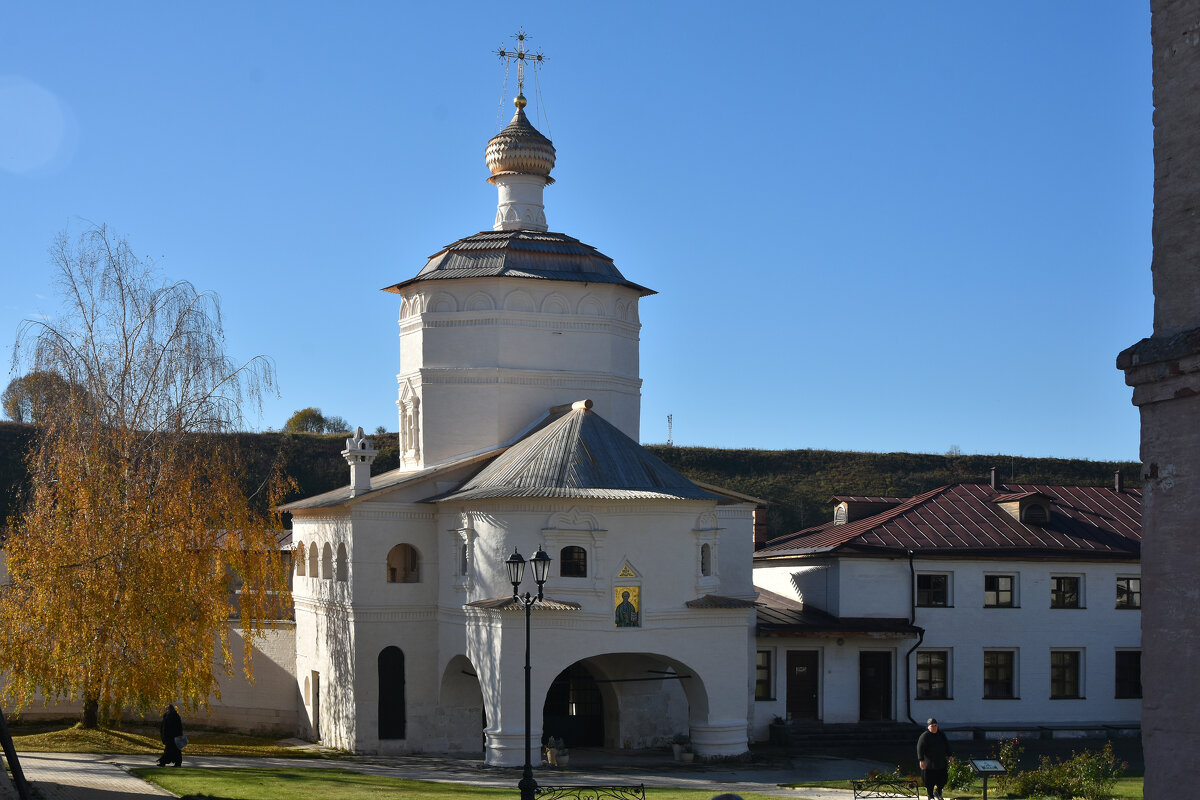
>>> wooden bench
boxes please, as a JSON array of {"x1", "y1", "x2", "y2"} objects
[
  {"x1": 850, "y1": 776, "x2": 923, "y2": 799},
  {"x1": 535, "y1": 786, "x2": 646, "y2": 800}
]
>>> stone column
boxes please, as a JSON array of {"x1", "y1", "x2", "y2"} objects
[{"x1": 1117, "y1": 2, "x2": 1200, "y2": 795}]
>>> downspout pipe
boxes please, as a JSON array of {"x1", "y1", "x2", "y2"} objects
[{"x1": 904, "y1": 549, "x2": 925, "y2": 726}]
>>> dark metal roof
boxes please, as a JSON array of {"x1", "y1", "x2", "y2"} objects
[
  {"x1": 756, "y1": 483, "x2": 1142, "y2": 560},
  {"x1": 756, "y1": 602, "x2": 920, "y2": 637},
  {"x1": 427, "y1": 401, "x2": 720, "y2": 503},
  {"x1": 685, "y1": 594, "x2": 757, "y2": 609},
  {"x1": 383, "y1": 230, "x2": 655, "y2": 296},
  {"x1": 278, "y1": 449, "x2": 504, "y2": 511},
  {"x1": 466, "y1": 596, "x2": 581, "y2": 612},
  {"x1": 831, "y1": 495, "x2": 905, "y2": 504}
]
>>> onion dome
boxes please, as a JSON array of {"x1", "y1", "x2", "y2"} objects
[{"x1": 485, "y1": 94, "x2": 556, "y2": 185}]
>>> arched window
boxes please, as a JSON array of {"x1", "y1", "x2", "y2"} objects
[
  {"x1": 386, "y1": 544, "x2": 420, "y2": 583},
  {"x1": 308, "y1": 543, "x2": 318, "y2": 578},
  {"x1": 700, "y1": 543, "x2": 712, "y2": 576},
  {"x1": 336, "y1": 543, "x2": 349, "y2": 582},
  {"x1": 303, "y1": 675, "x2": 311, "y2": 705},
  {"x1": 378, "y1": 646, "x2": 406, "y2": 739},
  {"x1": 295, "y1": 543, "x2": 306, "y2": 576},
  {"x1": 459, "y1": 541, "x2": 470, "y2": 576},
  {"x1": 321, "y1": 543, "x2": 333, "y2": 580},
  {"x1": 560, "y1": 546, "x2": 587, "y2": 578}
]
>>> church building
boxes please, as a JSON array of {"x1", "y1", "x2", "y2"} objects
[{"x1": 279, "y1": 85, "x2": 758, "y2": 765}]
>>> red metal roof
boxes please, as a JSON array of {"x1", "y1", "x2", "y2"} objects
[
  {"x1": 831, "y1": 495, "x2": 905, "y2": 504},
  {"x1": 756, "y1": 483, "x2": 1141, "y2": 560}
]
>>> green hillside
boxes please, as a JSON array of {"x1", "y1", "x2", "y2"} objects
[{"x1": 0, "y1": 422, "x2": 1139, "y2": 540}]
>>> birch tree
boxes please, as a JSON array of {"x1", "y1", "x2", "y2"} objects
[{"x1": 0, "y1": 225, "x2": 291, "y2": 727}]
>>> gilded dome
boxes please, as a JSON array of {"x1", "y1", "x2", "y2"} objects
[{"x1": 485, "y1": 94, "x2": 556, "y2": 184}]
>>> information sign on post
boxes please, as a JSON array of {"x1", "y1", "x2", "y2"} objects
[{"x1": 969, "y1": 759, "x2": 1008, "y2": 800}]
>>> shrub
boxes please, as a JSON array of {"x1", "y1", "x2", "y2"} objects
[
  {"x1": 991, "y1": 737, "x2": 1025, "y2": 790},
  {"x1": 1007, "y1": 741, "x2": 1126, "y2": 800},
  {"x1": 946, "y1": 758, "x2": 975, "y2": 791}
]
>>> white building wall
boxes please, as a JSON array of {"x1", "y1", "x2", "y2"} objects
[{"x1": 397, "y1": 279, "x2": 645, "y2": 467}]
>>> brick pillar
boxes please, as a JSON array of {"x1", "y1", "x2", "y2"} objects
[{"x1": 1117, "y1": 2, "x2": 1200, "y2": 796}]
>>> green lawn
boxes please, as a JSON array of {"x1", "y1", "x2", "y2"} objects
[
  {"x1": 133, "y1": 767, "x2": 808, "y2": 800},
  {"x1": 8, "y1": 723, "x2": 324, "y2": 758},
  {"x1": 787, "y1": 777, "x2": 1143, "y2": 800}
]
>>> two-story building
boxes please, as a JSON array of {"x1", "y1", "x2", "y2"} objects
[{"x1": 751, "y1": 473, "x2": 1141, "y2": 740}]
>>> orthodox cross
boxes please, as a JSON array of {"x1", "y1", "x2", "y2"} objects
[{"x1": 496, "y1": 28, "x2": 546, "y2": 96}]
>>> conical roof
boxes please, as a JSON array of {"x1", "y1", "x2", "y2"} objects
[
  {"x1": 429, "y1": 400, "x2": 718, "y2": 502},
  {"x1": 485, "y1": 95, "x2": 556, "y2": 184},
  {"x1": 381, "y1": 230, "x2": 655, "y2": 295}
]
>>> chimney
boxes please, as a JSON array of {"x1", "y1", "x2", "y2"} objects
[
  {"x1": 753, "y1": 507, "x2": 770, "y2": 548},
  {"x1": 341, "y1": 426, "x2": 378, "y2": 498},
  {"x1": 1115, "y1": 470, "x2": 1124, "y2": 493},
  {"x1": 990, "y1": 467, "x2": 999, "y2": 489}
]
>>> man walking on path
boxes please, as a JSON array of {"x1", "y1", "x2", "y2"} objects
[
  {"x1": 917, "y1": 718, "x2": 952, "y2": 800},
  {"x1": 157, "y1": 705, "x2": 183, "y2": 768}
]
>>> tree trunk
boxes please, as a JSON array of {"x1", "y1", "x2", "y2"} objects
[{"x1": 81, "y1": 697, "x2": 99, "y2": 729}]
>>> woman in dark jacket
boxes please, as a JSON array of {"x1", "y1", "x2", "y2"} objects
[
  {"x1": 917, "y1": 718, "x2": 952, "y2": 800},
  {"x1": 158, "y1": 704, "x2": 184, "y2": 767}
]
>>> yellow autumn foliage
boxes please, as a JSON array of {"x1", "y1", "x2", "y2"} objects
[{"x1": 0, "y1": 225, "x2": 291, "y2": 726}]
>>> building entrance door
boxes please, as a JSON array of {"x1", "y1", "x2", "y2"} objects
[
  {"x1": 786, "y1": 651, "x2": 820, "y2": 720},
  {"x1": 859, "y1": 651, "x2": 892, "y2": 721}
]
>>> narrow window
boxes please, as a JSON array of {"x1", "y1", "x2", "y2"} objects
[
  {"x1": 1116, "y1": 577, "x2": 1141, "y2": 609},
  {"x1": 559, "y1": 546, "x2": 587, "y2": 578},
  {"x1": 1051, "y1": 576, "x2": 1081, "y2": 608},
  {"x1": 1115, "y1": 651, "x2": 1142, "y2": 699},
  {"x1": 916, "y1": 651, "x2": 949, "y2": 699},
  {"x1": 984, "y1": 575, "x2": 1014, "y2": 608},
  {"x1": 459, "y1": 540, "x2": 470, "y2": 576},
  {"x1": 296, "y1": 543, "x2": 306, "y2": 577},
  {"x1": 700, "y1": 543, "x2": 712, "y2": 577},
  {"x1": 386, "y1": 544, "x2": 420, "y2": 583},
  {"x1": 321, "y1": 543, "x2": 333, "y2": 580},
  {"x1": 336, "y1": 543, "x2": 349, "y2": 582},
  {"x1": 754, "y1": 650, "x2": 773, "y2": 700},
  {"x1": 308, "y1": 544, "x2": 318, "y2": 577},
  {"x1": 378, "y1": 646, "x2": 406, "y2": 739},
  {"x1": 983, "y1": 650, "x2": 1015, "y2": 699},
  {"x1": 1050, "y1": 650, "x2": 1082, "y2": 698},
  {"x1": 917, "y1": 574, "x2": 949, "y2": 607}
]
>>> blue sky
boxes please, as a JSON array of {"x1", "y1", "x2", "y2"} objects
[{"x1": 1, "y1": 1, "x2": 1152, "y2": 461}]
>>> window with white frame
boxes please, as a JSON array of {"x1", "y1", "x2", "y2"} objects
[
  {"x1": 1050, "y1": 575, "x2": 1083, "y2": 609},
  {"x1": 1050, "y1": 650, "x2": 1083, "y2": 698},
  {"x1": 1116, "y1": 576, "x2": 1141, "y2": 610},
  {"x1": 983, "y1": 650, "x2": 1017, "y2": 699},
  {"x1": 916, "y1": 650, "x2": 950, "y2": 699},
  {"x1": 754, "y1": 650, "x2": 774, "y2": 700},
  {"x1": 917, "y1": 573, "x2": 951, "y2": 607},
  {"x1": 1115, "y1": 650, "x2": 1142, "y2": 699},
  {"x1": 984, "y1": 574, "x2": 1016, "y2": 608}
]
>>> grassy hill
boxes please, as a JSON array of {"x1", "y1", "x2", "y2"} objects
[{"x1": 0, "y1": 421, "x2": 1139, "y2": 540}]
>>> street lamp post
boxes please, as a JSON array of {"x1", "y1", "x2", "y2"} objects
[{"x1": 507, "y1": 545, "x2": 552, "y2": 800}]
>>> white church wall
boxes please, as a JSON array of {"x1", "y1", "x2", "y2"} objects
[
  {"x1": 451, "y1": 499, "x2": 754, "y2": 765},
  {"x1": 396, "y1": 279, "x2": 645, "y2": 466}
]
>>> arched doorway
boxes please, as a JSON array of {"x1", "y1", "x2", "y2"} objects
[
  {"x1": 542, "y1": 662, "x2": 604, "y2": 748},
  {"x1": 378, "y1": 646, "x2": 406, "y2": 739}
]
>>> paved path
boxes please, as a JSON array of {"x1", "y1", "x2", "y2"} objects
[{"x1": 4, "y1": 749, "x2": 879, "y2": 800}]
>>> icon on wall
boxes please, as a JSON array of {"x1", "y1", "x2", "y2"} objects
[{"x1": 614, "y1": 586, "x2": 640, "y2": 627}]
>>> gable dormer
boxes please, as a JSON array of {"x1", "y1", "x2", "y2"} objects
[
  {"x1": 831, "y1": 496, "x2": 904, "y2": 525},
  {"x1": 993, "y1": 492, "x2": 1053, "y2": 526}
]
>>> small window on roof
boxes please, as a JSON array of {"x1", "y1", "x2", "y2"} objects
[
  {"x1": 1022, "y1": 504, "x2": 1049, "y2": 525},
  {"x1": 833, "y1": 505, "x2": 848, "y2": 525}
]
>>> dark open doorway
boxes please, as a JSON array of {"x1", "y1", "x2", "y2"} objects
[{"x1": 542, "y1": 662, "x2": 604, "y2": 748}]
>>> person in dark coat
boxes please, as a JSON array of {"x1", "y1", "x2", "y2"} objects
[
  {"x1": 157, "y1": 704, "x2": 184, "y2": 767},
  {"x1": 917, "y1": 717, "x2": 952, "y2": 799}
]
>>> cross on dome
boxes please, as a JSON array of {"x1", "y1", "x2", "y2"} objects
[{"x1": 496, "y1": 28, "x2": 546, "y2": 98}]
